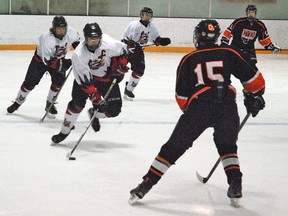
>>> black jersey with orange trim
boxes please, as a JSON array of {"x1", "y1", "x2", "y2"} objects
[
  {"x1": 222, "y1": 17, "x2": 271, "y2": 50},
  {"x1": 175, "y1": 44, "x2": 265, "y2": 111}
]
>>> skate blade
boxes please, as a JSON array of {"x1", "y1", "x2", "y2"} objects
[
  {"x1": 123, "y1": 94, "x2": 134, "y2": 101},
  {"x1": 128, "y1": 194, "x2": 139, "y2": 205},
  {"x1": 46, "y1": 113, "x2": 56, "y2": 119},
  {"x1": 230, "y1": 198, "x2": 240, "y2": 207}
]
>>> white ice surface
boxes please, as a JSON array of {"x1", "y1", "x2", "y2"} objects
[{"x1": 0, "y1": 51, "x2": 287, "y2": 216}]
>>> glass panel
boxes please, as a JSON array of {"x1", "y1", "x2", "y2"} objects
[
  {"x1": 170, "y1": 0, "x2": 210, "y2": 18},
  {"x1": 11, "y1": 0, "x2": 47, "y2": 15},
  {"x1": 89, "y1": 0, "x2": 128, "y2": 16},
  {"x1": 50, "y1": 0, "x2": 86, "y2": 15},
  {"x1": 212, "y1": 0, "x2": 288, "y2": 20},
  {"x1": 128, "y1": 0, "x2": 168, "y2": 17},
  {"x1": 0, "y1": 0, "x2": 9, "y2": 14}
]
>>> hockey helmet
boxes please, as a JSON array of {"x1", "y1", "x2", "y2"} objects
[
  {"x1": 193, "y1": 19, "x2": 221, "y2": 48},
  {"x1": 245, "y1": 4, "x2": 257, "y2": 13},
  {"x1": 83, "y1": 23, "x2": 103, "y2": 52},
  {"x1": 52, "y1": 16, "x2": 67, "y2": 28},
  {"x1": 140, "y1": 7, "x2": 153, "y2": 17},
  {"x1": 51, "y1": 16, "x2": 67, "y2": 40},
  {"x1": 245, "y1": 4, "x2": 257, "y2": 21},
  {"x1": 140, "y1": 7, "x2": 153, "y2": 24},
  {"x1": 83, "y1": 22, "x2": 103, "y2": 38}
]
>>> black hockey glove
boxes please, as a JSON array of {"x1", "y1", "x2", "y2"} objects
[
  {"x1": 154, "y1": 37, "x2": 171, "y2": 46},
  {"x1": 47, "y1": 58, "x2": 72, "y2": 73},
  {"x1": 60, "y1": 58, "x2": 72, "y2": 72},
  {"x1": 123, "y1": 39, "x2": 143, "y2": 54},
  {"x1": 243, "y1": 91, "x2": 265, "y2": 117},
  {"x1": 265, "y1": 42, "x2": 281, "y2": 54}
]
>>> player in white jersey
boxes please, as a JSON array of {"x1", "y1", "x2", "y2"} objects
[
  {"x1": 7, "y1": 16, "x2": 80, "y2": 117},
  {"x1": 122, "y1": 7, "x2": 171, "y2": 100},
  {"x1": 51, "y1": 22, "x2": 141, "y2": 144}
]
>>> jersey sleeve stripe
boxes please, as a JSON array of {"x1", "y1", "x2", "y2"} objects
[{"x1": 242, "y1": 71, "x2": 265, "y2": 93}]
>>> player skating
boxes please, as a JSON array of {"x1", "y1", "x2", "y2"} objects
[{"x1": 129, "y1": 19, "x2": 266, "y2": 207}]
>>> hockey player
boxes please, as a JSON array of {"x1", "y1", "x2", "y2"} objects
[
  {"x1": 51, "y1": 22, "x2": 140, "y2": 144},
  {"x1": 221, "y1": 4, "x2": 280, "y2": 65},
  {"x1": 7, "y1": 16, "x2": 80, "y2": 117},
  {"x1": 122, "y1": 7, "x2": 171, "y2": 100},
  {"x1": 129, "y1": 19, "x2": 266, "y2": 207}
]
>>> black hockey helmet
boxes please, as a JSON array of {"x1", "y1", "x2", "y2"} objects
[
  {"x1": 193, "y1": 19, "x2": 221, "y2": 48},
  {"x1": 83, "y1": 23, "x2": 103, "y2": 52},
  {"x1": 140, "y1": 7, "x2": 153, "y2": 17},
  {"x1": 51, "y1": 16, "x2": 67, "y2": 40},
  {"x1": 52, "y1": 16, "x2": 67, "y2": 28},
  {"x1": 245, "y1": 4, "x2": 257, "y2": 13},
  {"x1": 83, "y1": 22, "x2": 103, "y2": 38}
]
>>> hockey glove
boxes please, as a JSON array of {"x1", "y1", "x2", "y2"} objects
[
  {"x1": 90, "y1": 89, "x2": 107, "y2": 111},
  {"x1": 82, "y1": 84, "x2": 108, "y2": 111},
  {"x1": 265, "y1": 43, "x2": 281, "y2": 54},
  {"x1": 243, "y1": 91, "x2": 265, "y2": 117},
  {"x1": 154, "y1": 37, "x2": 171, "y2": 46},
  {"x1": 123, "y1": 39, "x2": 143, "y2": 54},
  {"x1": 79, "y1": 76, "x2": 107, "y2": 110},
  {"x1": 220, "y1": 37, "x2": 230, "y2": 46},
  {"x1": 108, "y1": 56, "x2": 129, "y2": 83},
  {"x1": 47, "y1": 58, "x2": 72, "y2": 73}
]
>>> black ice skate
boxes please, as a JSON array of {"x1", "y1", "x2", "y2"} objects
[
  {"x1": 51, "y1": 132, "x2": 69, "y2": 144},
  {"x1": 7, "y1": 102, "x2": 21, "y2": 114},
  {"x1": 227, "y1": 177, "x2": 242, "y2": 207},
  {"x1": 129, "y1": 177, "x2": 154, "y2": 205},
  {"x1": 124, "y1": 82, "x2": 135, "y2": 101},
  {"x1": 88, "y1": 108, "x2": 100, "y2": 132},
  {"x1": 51, "y1": 126, "x2": 75, "y2": 144},
  {"x1": 45, "y1": 101, "x2": 58, "y2": 118}
]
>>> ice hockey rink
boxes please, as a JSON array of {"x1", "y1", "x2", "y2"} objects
[{"x1": 1, "y1": 50, "x2": 287, "y2": 216}]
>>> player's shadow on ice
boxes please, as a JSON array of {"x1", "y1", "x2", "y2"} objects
[
  {"x1": 51, "y1": 140, "x2": 132, "y2": 154},
  {"x1": 7, "y1": 112, "x2": 63, "y2": 124},
  {"x1": 131, "y1": 198, "x2": 261, "y2": 216}
]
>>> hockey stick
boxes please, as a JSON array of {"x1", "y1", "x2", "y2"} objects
[
  {"x1": 196, "y1": 112, "x2": 251, "y2": 183},
  {"x1": 66, "y1": 79, "x2": 117, "y2": 160},
  {"x1": 141, "y1": 43, "x2": 156, "y2": 48},
  {"x1": 40, "y1": 67, "x2": 73, "y2": 122}
]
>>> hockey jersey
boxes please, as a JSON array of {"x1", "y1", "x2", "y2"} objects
[
  {"x1": 123, "y1": 20, "x2": 160, "y2": 45},
  {"x1": 72, "y1": 34, "x2": 127, "y2": 86},
  {"x1": 221, "y1": 17, "x2": 272, "y2": 50},
  {"x1": 176, "y1": 44, "x2": 265, "y2": 111},
  {"x1": 36, "y1": 27, "x2": 80, "y2": 64}
]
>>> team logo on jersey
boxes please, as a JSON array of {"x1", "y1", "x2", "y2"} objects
[
  {"x1": 88, "y1": 50, "x2": 106, "y2": 70},
  {"x1": 241, "y1": 29, "x2": 256, "y2": 44},
  {"x1": 54, "y1": 43, "x2": 68, "y2": 58},
  {"x1": 138, "y1": 31, "x2": 149, "y2": 44}
]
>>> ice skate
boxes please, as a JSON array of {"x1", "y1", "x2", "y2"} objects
[
  {"x1": 124, "y1": 82, "x2": 135, "y2": 101},
  {"x1": 51, "y1": 132, "x2": 69, "y2": 144},
  {"x1": 88, "y1": 108, "x2": 100, "y2": 132},
  {"x1": 45, "y1": 101, "x2": 58, "y2": 118},
  {"x1": 227, "y1": 177, "x2": 242, "y2": 207},
  {"x1": 7, "y1": 102, "x2": 21, "y2": 114},
  {"x1": 129, "y1": 178, "x2": 153, "y2": 205},
  {"x1": 51, "y1": 126, "x2": 75, "y2": 144}
]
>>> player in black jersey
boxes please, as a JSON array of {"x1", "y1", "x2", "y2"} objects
[
  {"x1": 129, "y1": 19, "x2": 266, "y2": 207},
  {"x1": 221, "y1": 4, "x2": 280, "y2": 65}
]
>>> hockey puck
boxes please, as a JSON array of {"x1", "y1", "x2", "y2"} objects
[{"x1": 69, "y1": 157, "x2": 76, "y2": 160}]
